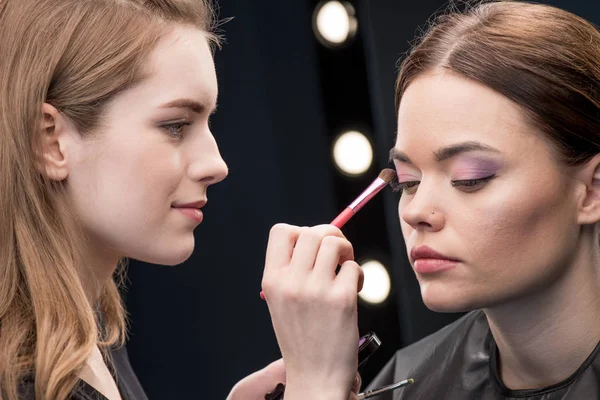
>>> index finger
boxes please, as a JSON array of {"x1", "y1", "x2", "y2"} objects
[{"x1": 263, "y1": 224, "x2": 301, "y2": 276}]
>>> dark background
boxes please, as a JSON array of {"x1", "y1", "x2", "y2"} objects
[{"x1": 123, "y1": 1, "x2": 600, "y2": 398}]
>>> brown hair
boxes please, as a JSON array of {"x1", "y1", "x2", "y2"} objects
[
  {"x1": 396, "y1": 0, "x2": 600, "y2": 166},
  {"x1": 0, "y1": 0, "x2": 220, "y2": 398}
]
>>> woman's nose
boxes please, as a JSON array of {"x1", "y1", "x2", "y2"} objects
[
  {"x1": 188, "y1": 133, "x2": 228, "y2": 186},
  {"x1": 400, "y1": 186, "x2": 445, "y2": 232}
]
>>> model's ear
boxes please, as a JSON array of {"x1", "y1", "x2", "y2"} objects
[
  {"x1": 575, "y1": 154, "x2": 600, "y2": 225},
  {"x1": 36, "y1": 103, "x2": 73, "y2": 181}
]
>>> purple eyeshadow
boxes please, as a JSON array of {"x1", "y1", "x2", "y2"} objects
[{"x1": 452, "y1": 157, "x2": 502, "y2": 180}]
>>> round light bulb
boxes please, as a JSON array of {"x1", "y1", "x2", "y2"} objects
[
  {"x1": 358, "y1": 260, "x2": 391, "y2": 304},
  {"x1": 332, "y1": 130, "x2": 373, "y2": 176},
  {"x1": 313, "y1": 1, "x2": 357, "y2": 46}
]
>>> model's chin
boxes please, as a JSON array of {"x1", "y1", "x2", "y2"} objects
[{"x1": 419, "y1": 281, "x2": 478, "y2": 313}]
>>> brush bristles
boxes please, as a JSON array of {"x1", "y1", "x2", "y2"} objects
[{"x1": 378, "y1": 168, "x2": 397, "y2": 184}]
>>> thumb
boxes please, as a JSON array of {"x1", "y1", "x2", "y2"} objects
[
  {"x1": 260, "y1": 358, "x2": 286, "y2": 386},
  {"x1": 226, "y1": 359, "x2": 286, "y2": 400},
  {"x1": 351, "y1": 372, "x2": 362, "y2": 394}
]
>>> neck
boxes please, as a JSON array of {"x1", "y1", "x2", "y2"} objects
[
  {"x1": 80, "y1": 238, "x2": 122, "y2": 303},
  {"x1": 485, "y1": 238, "x2": 600, "y2": 390}
]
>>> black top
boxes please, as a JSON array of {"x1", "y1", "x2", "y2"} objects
[
  {"x1": 367, "y1": 310, "x2": 600, "y2": 399},
  {"x1": 18, "y1": 345, "x2": 148, "y2": 400}
]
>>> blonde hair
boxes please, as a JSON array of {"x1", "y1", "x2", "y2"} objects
[{"x1": 0, "y1": 0, "x2": 220, "y2": 398}]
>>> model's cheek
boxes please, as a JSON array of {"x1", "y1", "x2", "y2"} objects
[{"x1": 464, "y1": 178, "x2": 572, "y2": 277}]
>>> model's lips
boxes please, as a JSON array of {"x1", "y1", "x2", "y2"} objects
[{"x1": 410, "y1": 245, "x2": 461, "y2": 274}]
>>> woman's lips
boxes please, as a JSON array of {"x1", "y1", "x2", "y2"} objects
[
  {"x1": 172, "y1": 199, "x2": 206, "y2": 224},
  {"x1": 413, "y1": 258, "x2": 459, "y2": 274},
  {"x1": 410, "y1": 245, "x2": 461, "y2": 274},
  {"x1": 173, "y1": 207, "x2": 204, "y2": 223}
]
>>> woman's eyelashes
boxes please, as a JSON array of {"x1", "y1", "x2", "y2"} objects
[
  {"x1": 390, "y1": 174, "x2": 497, "y2": 194},
  {"x1": 390, "y1": 180, "x2": 418, "y2": 194},
  {"x1": 160, "y1": 119, "x2": 193, "y2": 139},
  {"x1": 450, "y1": 174, "x2": 496, "y2": 192}
]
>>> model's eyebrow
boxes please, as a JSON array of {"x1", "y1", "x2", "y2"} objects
[
  {"x1": 389, "y1": 141, "x2": 501, "y2": 164},
  {"x1": 158, "y1": 98, "x2": 218, "y2": 115}
]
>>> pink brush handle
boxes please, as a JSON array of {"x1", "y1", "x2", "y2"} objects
[{"x1": 330, "y1": 207, "x2": 355, "y2": 229}]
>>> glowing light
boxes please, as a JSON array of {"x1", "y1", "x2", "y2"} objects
[
  {"x1": 358, "y1": 260, "x2": 391, "y2": 304},
  {"x1": 333, "y1": 130, "x2": 373, "y2": 176},
  {"x1": 313, "y1": 1, "x2": 357, "y2": 46}
]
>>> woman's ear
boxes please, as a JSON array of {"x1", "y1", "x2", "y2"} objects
[
  {"x1": 36, "y1": 103, "x2": 73, "y2": 181},
  {"x1": 576, "y1": 154, "x2": 600, "y2": 225}
]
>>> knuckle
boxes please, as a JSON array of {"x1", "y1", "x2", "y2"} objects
[
  {"x1": 303, "y1": 288, "x2": 320, "y2": 303},
  {"x1": 269, "y1": 223, "x2": 296, "y2": 238},
  {"x1": 261, "y1": 276, "x2": 276, "y2": 293},
  {"x1": 279, "y1": 283, "x2": 302, "y2": 302},
  {"x1": 302, "y1": 224, "x2": 344, "y2": 240},
  {"x1": 321, "y1": 236, "x2": 353, "y2": 255},
  {"x1": 327, "y1": 289, "x2": 356, "y2": 310},
  {"x1": 320, "y1": 235, "x2": 340, "y2": 248},
  {"x1": 341, "y1": 260, "x2": 360, "y2": 274},
  {"x1": 299, "y1": 226, "x2": 321, "y2": 241},
  {"x1": 268, "y1": 223, "x2": 285, "y2": 238},
  {"x1": 317, "y1": 224, "x2": 344, "y2": 237},
  {"x1": 342, "y1": 240, "x2": 354, "y2": 255},
  {"x1": 352, "y1": 373, "x2": 362, "y2": 392},
  {"x1": 305, "y1": 283, "x2": 327, "y2": 301}
]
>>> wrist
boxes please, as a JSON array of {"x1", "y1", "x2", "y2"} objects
[{"x1": 284, "y1": 380, "x2": 349, "y2": 400}]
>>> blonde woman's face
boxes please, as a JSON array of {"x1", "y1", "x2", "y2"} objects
[
  {"x1": 392, "y1": 70, "x2": 583, "y2": 312},
  {"x1": 65, "y1": 26, "x2": 228, "y2": 266}
]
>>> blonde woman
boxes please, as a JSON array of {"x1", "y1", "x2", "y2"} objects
[{"x1": 0, "y1": 0, "x2": 363, "y2": 399}]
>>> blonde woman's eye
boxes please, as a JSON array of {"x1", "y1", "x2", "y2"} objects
[{"x1": 161, "y1": 121, "x2": 192, "y2": 139}]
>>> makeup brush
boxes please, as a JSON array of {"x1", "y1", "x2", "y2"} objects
[
  {"x1": 330, "y1": 168, "x2": 397, "y2": 228},
  {"x1": 356, "y1": 378, "x2": 414, "y2": 399},
  {"x1": 264, "y1": 378, "x2": 414, "y2": 400},
  {"x1": 260, "y1": 168, "x2": 397, "y2": 300}
]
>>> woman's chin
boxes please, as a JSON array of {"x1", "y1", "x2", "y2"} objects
[
  {"x1": 420, "y1": 282, "x2": 478, "y2": 313},
  {"x1": 160, "y1": 252, "x2": 193, "y2": 266},
  {"x1": 132, "y1": 240, "x2": 195, "y2": 266}
]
